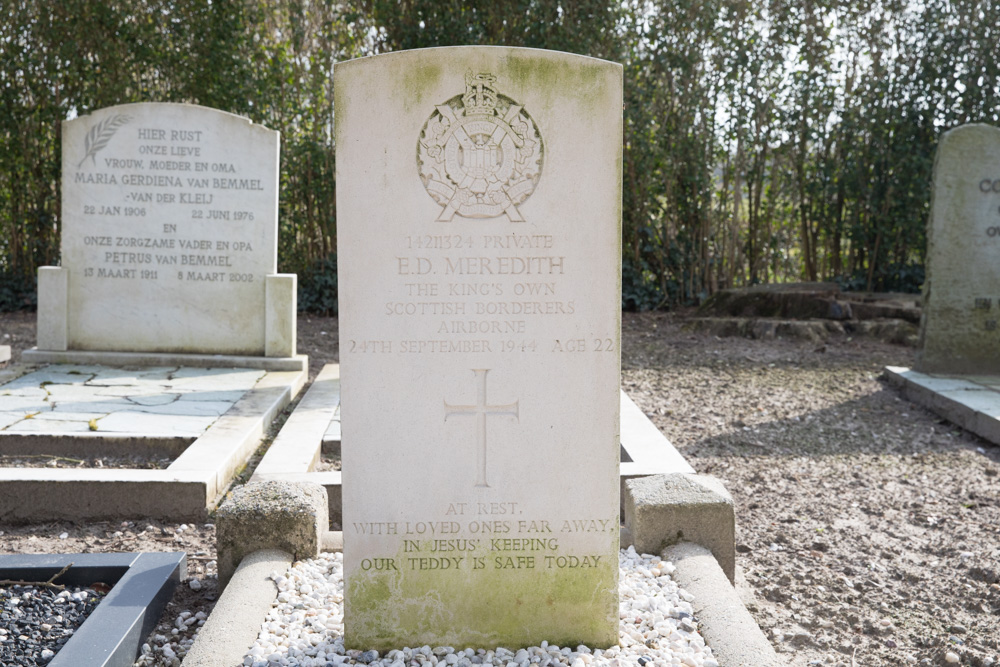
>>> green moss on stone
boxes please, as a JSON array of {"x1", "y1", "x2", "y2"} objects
[
  {"x1": 501, "y1": 53, "x2": 616, "y2": 117},
  {"x1": 401, "y1": 60, "x2": 444, "y2": 112},
  {"x1": 345, "y1": 541, "x2": 618, "y2": 652}
]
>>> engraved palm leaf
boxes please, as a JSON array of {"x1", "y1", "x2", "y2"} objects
[{"x1": 78, "y1": 114, "x2": 131, "y2": 167}]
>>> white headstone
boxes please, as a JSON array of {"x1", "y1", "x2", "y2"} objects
[
  {"x1": 337, "y1": 47, "x2": 622, "y2": 650},
  {"x1": 40, "y1": 103, "x2": 294, "y2": 358},
  {"x1": 919, "y1": 123, "x2": 1000, "y2": 373}
]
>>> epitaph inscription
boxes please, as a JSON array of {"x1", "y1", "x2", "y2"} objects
[
  {"x1": 60, "y1": 103, "x2": 278, "y2": 354},
  {"x1": 338, "y1": 48, "x2": 622, "y2": 650}
]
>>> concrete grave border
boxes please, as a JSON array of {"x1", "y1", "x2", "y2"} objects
[
  {"x1": 190, "y1": 543, "x2": 782, "y2": 667},
  {"x1": 0, "y1": 363, "x2": 306, "y2": 522},
  {"x1": 21, "y1": 348, "x2": 307, "y2": 373},
  {"x1": 194, "y1": 368, "x2": 760, "y2": 661},
  {"x1": 215, "y1": 480, "x2": 327, "y2": 588},
  {"x1": 623, "y1": 474, "x2": 736, "y2": 583},
  {"x1": 664, "y1": 543, "x2": 783, "y2": 666},
  {"x1": 885, "y1": 366, "x2": 1000, "y2": 444},
  {"x1": 251, "y1": 364, "x2": 697, "y2": 525},
  {"x1": 0, "y1": 551, "x2": 185, "y2": 666},
  {"x1": 189, "y1": 481, "x2": 770, "y2": 665},
  {"x1": 183, "y1": 548, "x2": 293, "y2": 667},
  {"x1": 187, "y1": 480, "x2": 329, "y2": 665}
]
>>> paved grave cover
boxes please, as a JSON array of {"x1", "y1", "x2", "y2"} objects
[
  {"x1": 0, "y1": 365, "x2": 262, "y2": 441},
  {"x1": 886, "y1": 366, "x2": 1000, "y2": 445},
  {"x1": 29, "y1": 102, "x2": 297, "y2": 365},
  {"x1": 0, "y1": 363, "x2": 305, "y2": 521},
  {"x1": 918, "y1": 123, "x2": 1000, "y2": 373},
  {"x1": 336, "y1": 48, "x2": 622, "y2": 650}
]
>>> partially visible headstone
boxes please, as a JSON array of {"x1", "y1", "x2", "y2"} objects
[
  {"x1": 0, "y1": 345, "x2": 9, "y2": 365},
  {"x1": 919, "y1": 123, "x2": 1000, "y2": 373},
  {"x1": 337, "y1": 47, "x2": 622, "y2": 651},
  {"x1": 31, "y1": 103, "x2": 296, "y2": 361}
]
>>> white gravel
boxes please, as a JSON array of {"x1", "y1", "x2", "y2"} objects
[
  {"x1": 244, "y1": 547, "x2": 718, "y2": 667},
  {"x1": 134, "y1": 610, "x2": 208, "y2": 666}
]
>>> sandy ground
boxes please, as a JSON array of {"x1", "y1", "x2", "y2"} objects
[{"x1": 1, "y1": 309, "x2": 999, "y2": 666}]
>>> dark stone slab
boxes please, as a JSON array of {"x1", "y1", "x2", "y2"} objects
[
  {"x1": 849, "y1": 300, "x2": 921, "y2": 323},
  {"x1": 698, "y1": 284, "x2": 922, "y2": 325},
  {"x1": 0, "y1": 552, "x2": 185, "y2": 666},
  {"x1": 698, "y1": 284, "x2": 850, "y2": 320}
]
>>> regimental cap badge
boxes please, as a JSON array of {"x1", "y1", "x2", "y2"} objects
[{"x1": 418, "y1": 72, "x2": 544, "y2": 222}]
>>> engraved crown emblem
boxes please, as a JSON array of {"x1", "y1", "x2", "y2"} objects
[
  {"x1": 462, "y1": 73, "x2": 499, "y2": 116},
  {"x1": 418, "y1": 72, "x2": 544, "y2": 222}
]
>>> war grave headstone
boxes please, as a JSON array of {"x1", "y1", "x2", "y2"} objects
[
  {"x1": 0, "y1": 103, "x2": 306, "y2": 521},
  {"x1": 886, "y1": 124, "x2": 1000, "y2": 444},
  {"x1": 335, "y1": 47, "x2": 622, "y2": 650}
]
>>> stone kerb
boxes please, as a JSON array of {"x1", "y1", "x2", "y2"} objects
[
  {"x1": 918, "y1": 123, "x2": 1000, "y2": 373},
  {"x1": 663, "y1": 543, "x2": 782, "y2": 666},
  {"x1": 183, "y1": 549, "x2": 294, "y2": 667},
  {"x1": 26, "y1": 102, "x2": 300, "y2": 369},
  {"x1": 623, "y1": 473, "x2": 736, "y2": 584},
  {"x1": 885, "y1": 366, "x2": 1000, "y2": 446},
  {"x1": 215, "y1": 480, "x2": 328, "y2": 589}
]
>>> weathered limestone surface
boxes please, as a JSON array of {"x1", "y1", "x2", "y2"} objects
[
  {"x1": 623, "y1": 474, "x2": 736, "y2": 584},
  {"x1": 215, "y1": 481, "x2": 328, "y2": 589}
]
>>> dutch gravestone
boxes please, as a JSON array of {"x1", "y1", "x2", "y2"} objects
[
  {"x1": 919, "y1": 123, "x2": 1000, "y2": 373},
  {"x1": 30, "y1": 103, "x2": 296, "y2": 362},
  {"x1": 336, "y1": 48, "x2": 622, "y2": 650}
]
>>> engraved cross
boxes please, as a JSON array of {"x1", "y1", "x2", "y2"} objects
[{"x1": 444, "y1": 369, "x2": 519, "y2": 488}]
